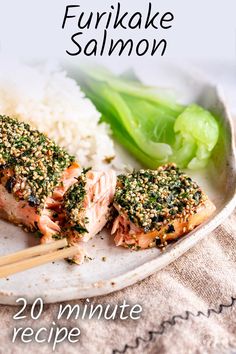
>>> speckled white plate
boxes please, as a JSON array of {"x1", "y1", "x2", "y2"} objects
[{"x1": 0, "y1": 63, "x2": 235, "y2": 305}]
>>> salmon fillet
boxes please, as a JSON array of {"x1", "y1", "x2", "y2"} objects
[
  {"x1": 111, "y1": 164, "x2": 215, "y2": 250},
  {"x1": 0, "y1": 116, "x2": 116, "y2": 264},
  {"x1": 0, "y1": 115, "x2": 79, "y2": 236}
]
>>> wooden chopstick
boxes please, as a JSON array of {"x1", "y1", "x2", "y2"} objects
[
  {"x1": 0, "y1": 239, "x2": 79, "y2": 278},
  {"x1": 0, "y1": 238, "x2": 68, "y2": 266}
]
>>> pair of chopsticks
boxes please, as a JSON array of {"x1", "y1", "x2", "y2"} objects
[{"x1": 0, "y1": 239, "x2": 79, "y2": 278}]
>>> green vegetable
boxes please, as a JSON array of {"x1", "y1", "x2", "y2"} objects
[
  {"x1": 78, "y1": 66, "x2": 219, "y2": 169},
  {"x1": 172, "y1": 104, "x2": 219, "y2": 169}
]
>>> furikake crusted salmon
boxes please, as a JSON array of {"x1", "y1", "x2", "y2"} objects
[
  {"x1": 0, "y1": 115, "x2": 80, "y2": 241},
  {"x1": 111, "y1": 164, "x2": 215, "y2": 250},
  {"x1": 0, "y1": 116, "x2": 116, "y2": 260}
]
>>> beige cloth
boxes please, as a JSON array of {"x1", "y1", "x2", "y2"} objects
[{"x1": 0, "y1": 211, "x2": 235, "y2": 354}]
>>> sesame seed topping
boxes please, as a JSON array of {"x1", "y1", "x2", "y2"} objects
[
  {"x1": 114, "y1": 164, "x2": 205, "y2": 233},
  {"x1": 0, "y1": 115, "x2": 75, "y2": 211}
]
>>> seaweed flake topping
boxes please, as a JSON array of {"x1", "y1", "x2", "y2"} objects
[
  {"x1": 0, "y1": 115, "x2": 75, "y2": 211},
  {"x1": 114, "y1": 164, "x2": 205, "y2": 232}
]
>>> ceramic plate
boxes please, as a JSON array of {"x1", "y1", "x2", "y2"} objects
[{"x1": 0, "y1": 63, "x2": 235, "y2": 305}]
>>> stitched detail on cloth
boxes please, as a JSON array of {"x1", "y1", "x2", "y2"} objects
[{"x1": 112, "y1": 296, "x2": 236, "y2": 354}]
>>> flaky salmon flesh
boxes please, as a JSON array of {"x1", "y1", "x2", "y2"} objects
[
  {"x1": 62, "y1": 168, "x2": 116, "y2": 245},
  {"x1": 0, "y1": 116, "x2": 116, "y2": 263},
  {"x1": 0, "y1": 162, "x2": 80, "y2": 239},
  {"x1": 111, "y1": 164, "x2": 215, "y2": 250}
]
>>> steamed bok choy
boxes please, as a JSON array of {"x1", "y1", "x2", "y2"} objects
[{"x1": 79, "y1": 67, "x2": 219, "y2": 169}]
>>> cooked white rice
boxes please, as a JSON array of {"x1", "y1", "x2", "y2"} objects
[{"x1": 0, "y1": 60, "x2": 116, "y2": 169}]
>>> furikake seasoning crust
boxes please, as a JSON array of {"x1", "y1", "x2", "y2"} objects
[
  {"x1": 63, "y1": 168, "x2": 90, "y2": 234},
  {"x1": 0, "y1": 115, "x2": 75, "y2": 211},
  {"x1": 114, "y1": 164, "x2": 206, "y2": 233}
]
